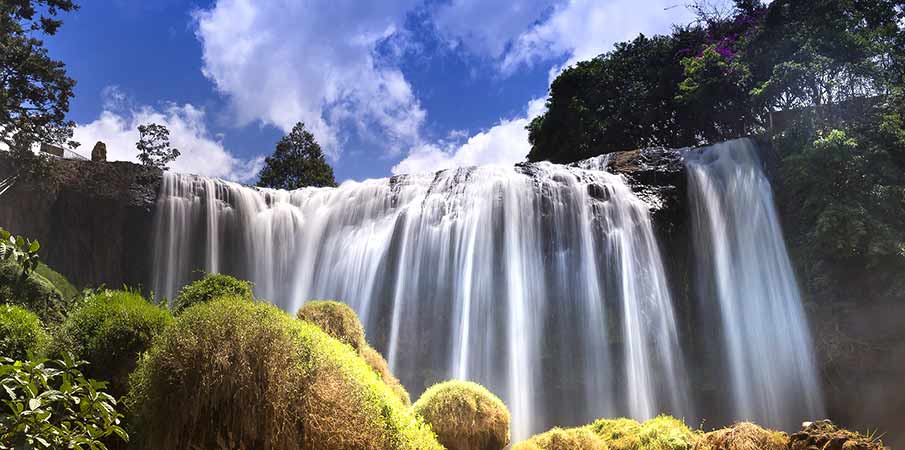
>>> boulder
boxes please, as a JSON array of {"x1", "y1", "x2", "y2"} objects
[{"x1": 91, "y1": 141, "x2": 107, "y2": 162}]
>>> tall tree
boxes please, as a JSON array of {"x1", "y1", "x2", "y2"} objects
[
  {"x1": 136, "y1": 123, "x2": 180, "y2": 170},
  {"x1": 257, "y1": 122, "x2": 336, "y2": 190},
  {"x1": 0, "y1": 0, "x2": 78, "y2": 153}
]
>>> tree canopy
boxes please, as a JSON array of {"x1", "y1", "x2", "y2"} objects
[
  {"x1": 257, "y1": 122, "x2": 336, "y2": 190},
  {"x1": 0, "y1": 0, "x2": 78, "y2": 153},
  {"x1": 136, "y1": 123, "x2": 180, "y2": 170}
]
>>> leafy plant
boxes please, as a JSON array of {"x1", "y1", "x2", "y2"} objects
[
  {"x1": 0, "y1": 228, "x2": 41, "y2": 278},
  {"x1": 135, "y1": 123, "x2": 180, "y2": 170},
  {"x1": 0, "y1": 355, "x2": 128, "y2": 449}
]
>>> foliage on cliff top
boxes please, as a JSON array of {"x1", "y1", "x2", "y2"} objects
[
  {"x1": 0, "y1": 355, "x2": 128, "y2": 450},
  {"x1": 296, "y1": 300, "x2": 366, "y2": 352},
  {"x1": 413, "y1": 380, "x2": 510, "y2": 450},
  {"x1": 257, "y1": 121, "x2": 337, "y2": 190},
  {"x1": 50, "y1": 289, "x2": 173, "y2": 398},
  {"x1": 172, "y1": 272, "x2": 254, "y2": 313},
  {"x1": 128, "y1": 296, "x2": 440, "y2": 450},
  {"x1": 512, "y1": 427, "x2": 607, "y2": 450},
  {"x1": 0, "y1": 304, "x2": 48, "y2": 361}
]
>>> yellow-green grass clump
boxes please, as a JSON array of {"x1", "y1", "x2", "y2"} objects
[
  {"x1": 413, "y1": 380, "x2": 511, "y2": 450},
  {"x1": 128, "y1": 297, "x2": 441, "y2": 450},
  {"x1": 361, "y1": 344, "x2": 411, "y2": 406},
  {"x1": 513, "y1": 427, "x2": 607, "y2": 450},
  {"x1": 694, "y1": 422, "x2": 788, "y2": 450},
  {"x1": 591, "y1": 415, "x2": 698, "y2": 450},
  {"x1": 172, "y1": 272, "x2": 254, "y2": 313},
  {"x1": 296, "y1": 300, "x2": 366, "y2": 351},
  {"x1": 0, "y1": 304, "x2": 48, "y2": 360},
  {"x1": 50, "y1": 289, "x2": 173, "y2": 397}
]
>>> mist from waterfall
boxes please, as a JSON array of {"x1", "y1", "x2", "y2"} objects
[
  {"x1": 152, "y1": 160, "x2": 692, "y2": 439},
  {"x1": 686, "y1": 138, "x2": 825, "y2": 429}
]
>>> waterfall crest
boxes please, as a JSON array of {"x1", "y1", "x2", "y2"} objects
[
  {"x1": 686, "y1": 138, "x2": 825, "y2": 429},
  {"x1": 152, "y1": 160, "x2": 692, "y2": 439}
]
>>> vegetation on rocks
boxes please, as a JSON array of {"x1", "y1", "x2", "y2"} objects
[
  {"x1": 128, "y1": 297, "x2": 440, "y2": 450},
  {"x1": 0, "y1": 305, "x2": 48, "y2": 360},
  {"x1": 513, "y1": 427, "x2": 607, "y2": 450},
  {"x1": 590, "y1": 415, "x2": 697, "y2": 450},
  {"x1": 50, "y1": 289, "x2": 173, "y2": 397},
  {"x1": 361, "y1": 344, "x2": 411, "y2": 406},
  {"x1": 694, "y1": 422, "x2": 788, "y2": 450},
  {"x1": 172, "y1": 272, "x2": 254, "y2": 313},
  {"x1": 0, "y1": 258, "x2": 66, "y2": 324},
  {"x1": 413, "y1": 380, "x2": 511, "y2": 450},
  {"x1": 296, "y1": 300, "x2": 366, "y2": 352}
]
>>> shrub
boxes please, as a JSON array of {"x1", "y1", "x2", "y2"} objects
[
  {"x1": 128, "y1": 297, "x2": 441, "y2": 450},
  {"x1": 172, "y1": 273, "x2": 254, "y2": 313},
  {"x1": 0, "y1": 356, "x2": 128, "y2": 449},
  {"x1": 0, "y1": 259, "x2": 65, "y2": 324},
  {"x1": 413, "y1": 380, "x2": 510, "y2": 450},
  {"x1": 296, "y1": 300, "x2": 366, "y2": 352},
  {"x1": 51, "y1": 289, "x2": 173, "y2": 397},
  {"x1": 512, "y1": 427, "x2": 607, "y2": 450},
  {"x1": 35, "y1": 262, "x2": 78, "y2": 300},
  {"x1": 0, "y1": 305, "x2": 48, "y2": 361},
  {"x1": 694, "y1": 422, "x2": 788, "y2": 450},
  {"x1": 591, "y1": 415, "x2": 698, "y2": 450},
  {"x1": 361, "y1": 344, "x2": 411, "y2": 406}
]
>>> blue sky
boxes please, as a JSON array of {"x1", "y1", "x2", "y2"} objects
[{"x1": 48, "y1": 0, "x2": 696, "y2": 183}]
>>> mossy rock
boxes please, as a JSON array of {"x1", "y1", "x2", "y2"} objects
[
  {"x1": 0, "y1": 304, "x2": 48, "y2": 361},
  {"x1": 50, "y1": 289, "x2": 173, "y2": 398},
  {"x1": 513, "y1": 427, "x2": 607, "y2": 450},
  {"x1": 591, "y1": 415, "x2": 698, "y2": 450},
  {"x1": 695, "y1": 422, "x2": 788, "y2": 450},
  {"x1": 361, "y1": 344, "x2": 411, "y2": 406},
  {"x1": 172, "y1": 273, "x2": 254, "y2": 313},
  {"x1": 0, "y1": 259, "x2": 66, "y2": 324},
  {"x1": 128, "y1": 297, "x2": 441, "y2": 450},
  {"x1": 296, "y1": 300, "x2": 366, "y2": 352},
  {"x1": 413, "y1": 380, "x2": 511, "y2": 450}
]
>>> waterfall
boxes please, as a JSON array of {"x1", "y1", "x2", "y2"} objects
[
  {"x1": 686, "y1": 138, "x2": 824, "y2": 429},
  {"x1": 152, "y1": 160, "x2": 692, "y2": 439}
]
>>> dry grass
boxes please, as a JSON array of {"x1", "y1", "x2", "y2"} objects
[
  {"x1": 413, "y1": 380, "x2": 511, "y2": 450},
  {"x1": 296, "y1": 300, "x2": 366, "y2": 352},
  {"x1": 361, "y1": 344, "x2": 411, "y2": 406},
  {"x1": 129, "y1": 297, "x2": 441, "y2": 450},
  {"x1": 512, "y1": 427, "x2": 608, "y2": 450},
  {"x1": 695, "y1": 422, "x2": 788, "y2": 450}
]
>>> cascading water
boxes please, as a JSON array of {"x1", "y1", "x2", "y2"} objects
[
  {"x1": 152, "y1": 160, "x2": 692, "y2": 439},
  {"x1": 686, "y1": 138, "x2": 824, "y2": 429}
]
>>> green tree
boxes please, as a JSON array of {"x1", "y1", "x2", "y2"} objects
[
  {"x1": 257, "y1": 122, "x2": 336, "y2": 189},
  {"x1": 0, "y1": 0, "x2": 78, "y2": 153},
  {"x1": 136, "y1": 123, "x2": 180, "y2": 170}
]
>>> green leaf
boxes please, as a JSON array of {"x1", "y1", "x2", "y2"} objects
[{"x1": 28, "y1": 240, "x2": 40, "y2": 253}]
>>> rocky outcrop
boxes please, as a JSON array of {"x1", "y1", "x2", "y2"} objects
[{"x1": 0, "y1": 154, "x2": 160, "y2": 290}]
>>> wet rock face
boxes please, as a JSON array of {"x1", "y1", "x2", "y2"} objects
[
  {"x1": 0, "y1": 154, "x2": 161, "y2": 290},
  {"x1": 603, "y1": 147, "x2": 686, "y2": 235}
]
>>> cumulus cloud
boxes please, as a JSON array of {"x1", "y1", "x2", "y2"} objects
[
  {"x1": 392, "y1": 97, "x2": 546, "y2": 175},
  {"x1": 73, "y1": 99, "x2": 264, "y2": 182},
  {"x1": 432, "y1": 0, "x2": 556, "y2": 59},
  {"x1": 192, "y1": 0, "x2": 425, "y2": 158}
]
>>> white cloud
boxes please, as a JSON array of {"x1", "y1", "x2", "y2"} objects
[
  {"x1": 432, "y1": 0, "x2": 556, "y2": 59},
  {"x1": 392, "y1": 97, "x2": 547, "y2": 175},
  {"x1": 193, "y1": 0, "x2": 425, "y2": 158},
  {"x1": 73, "y1": 102, "x2": 264, "y2": 182}
]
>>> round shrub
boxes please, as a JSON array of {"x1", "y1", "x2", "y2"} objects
[
  {"x1": 51, "y1": 289, "x2": 173, "y2": 397},
  {"x1": 361, "y1": 344, "x2": 411, "y2": 406},
  {"x1": 0, "y1": 259, "x2": 66, "y2": 323},
  {"x1": 0, "y1": 304, "x2": 48, "y2": 360},
  {"x1": 512, "y1": 427, "x2": 607, "y2": 450},
  {"x1": 172, "y1": 273, "x2": 253, "y2": 313},
  {"x1": 128, "y1": 297, "x2": 441, "y2": 450},
  {"x1": 413, "y1": 380, "x2": 510, "y2": 450},
  {"x1": 590, "y1": 415, "x2": 698, "y2": 450},
  {"x1": 694, "y1": 422, "x2": 788, "y2": 450},
  {"x1": 296, "y1": 300, "x2": 366, "y2": 352}
]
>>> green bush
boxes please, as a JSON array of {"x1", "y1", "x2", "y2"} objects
[
  {"x1": 0, "y1": 356, "x2": 128, "y2": 449},
  {"x1": 0, "y1": 305, "x2": 48, "y2": 361},
  {"x1": 590, "y1": 415, "x2": 698, "y2": 450},
  {"x1": 172, "y1": 273, "x2": 254, "y2": 313},
  {"x1": 35, "y1": 262, "x2": 78, "y2": 300},
  {"x1": 513, "y1": 427, "x2": 607, "y2": 450},
  {"x1": 361, "y1": 344, "x2": 411, "y2": 406},
  {"x1": 0, "y1": 259, "x2": 65, "y2": 324},
  {"x1": 296, "y1": 300, "x2": 366, "y2": 352},
  {"x1": 413, "y1": 380, "x2": 510, "y2": 450},
  {"x1": 51, "y1": 289, "x2": 173, "y2": 398},
  {"x1": 128, "y1": 297, "x2": 441, "y2": 450}
]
